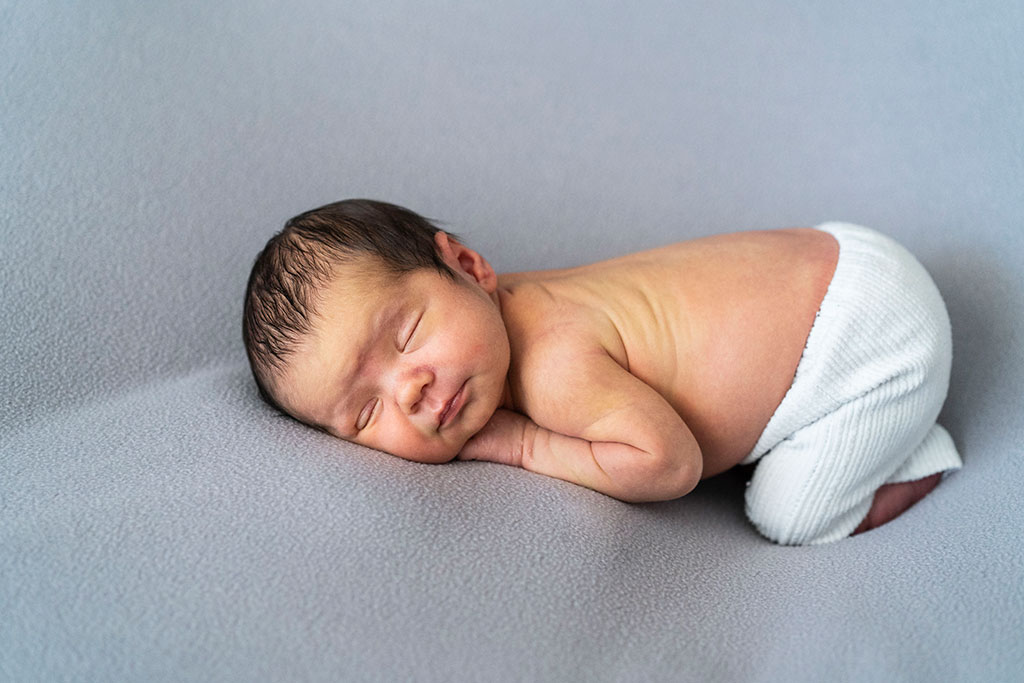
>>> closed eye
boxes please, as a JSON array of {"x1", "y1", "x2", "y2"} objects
[
  {"x1": 401, "y1": 312, "x2": 422, "y2": 352},
  {"x1": 356, "y1": 398, "x2": 379, "y2": 431}
]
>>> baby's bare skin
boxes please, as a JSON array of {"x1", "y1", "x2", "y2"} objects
[
  {"x1": 496, "y1": 228, "x2": 939, "y2": 530},
  {"x1": 496, "y1": 227, "x2": 840, "y2": 478},
  {"x1": 276, "y1": 223, "x2": 935, "y2": 532}
]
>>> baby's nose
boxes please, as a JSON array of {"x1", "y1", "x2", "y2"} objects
[{"x1": 396, "y1": 366, "x2": 434, "y2": 413}]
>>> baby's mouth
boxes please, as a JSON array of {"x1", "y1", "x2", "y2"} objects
[{"x1": 438, "y1": 380, "x2": 467, "y2": 430}]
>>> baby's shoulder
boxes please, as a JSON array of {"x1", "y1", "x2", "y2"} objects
[
  {"x1": 499, "y1": 280, "x2": 625, "y2": 363},
  {"x1": 499, "y1": 281, "x2": 627, "y2": 412}
]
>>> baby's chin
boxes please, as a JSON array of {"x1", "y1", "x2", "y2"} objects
[
  {"x1": 384, "y1": 422, "x2": 478, "y2": 465},
  {"x1": 387, "y1": 439, "x2": 462, "y2": 465},
  {"x1": 394, "y1": 410, "x2": 495, "y2": 464}
]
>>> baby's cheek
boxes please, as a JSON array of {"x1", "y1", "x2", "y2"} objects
[{"x1": 464, "y1": 338, "x2": 489, "y2": 358}]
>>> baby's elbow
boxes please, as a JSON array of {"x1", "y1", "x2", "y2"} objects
[
  {"x1": 641, "y1": 437, "x2": 703, "y2": 502},
  {"x1": 664, "y1": 445, "x2": 703, "y2": 499}
]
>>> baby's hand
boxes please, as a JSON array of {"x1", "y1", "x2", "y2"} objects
[{"x1": 456, "y1": 409, "x2": 533, "y2": 467}]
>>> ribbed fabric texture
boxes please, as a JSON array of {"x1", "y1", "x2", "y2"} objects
[{"x1": 743, "y1": 222, "x2": 963, "y2": 545}]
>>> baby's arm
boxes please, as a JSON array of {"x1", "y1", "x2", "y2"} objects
[{"x1": 458, "y1": 348, "x2": 702, "y2": 503}]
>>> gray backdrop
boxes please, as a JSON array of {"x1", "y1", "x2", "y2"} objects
[{"x1": 3, "y1": 1, "x2": 1023, "y2": 681}]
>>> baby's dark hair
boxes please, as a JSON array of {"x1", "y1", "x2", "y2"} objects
[{"x1": 242, "y1": 198, "x2": 460, "y2": 412}]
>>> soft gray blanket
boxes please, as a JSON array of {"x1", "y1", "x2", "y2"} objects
[{"x1": 3, "y1": 1, "x2": 1022, "y2": 680}]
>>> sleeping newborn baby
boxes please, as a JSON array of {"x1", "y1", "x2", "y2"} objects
[{"x1": 242, "y1": 199, "x2": 962, "y2": 545}]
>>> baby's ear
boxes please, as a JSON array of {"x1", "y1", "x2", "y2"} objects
[{"x1": 434, "y1": 231, "x2": 498, "y2": 292}]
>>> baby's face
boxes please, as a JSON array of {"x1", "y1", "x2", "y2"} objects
[{"x1": 276, "y1": 238, "x2": 511, "y2": 463}]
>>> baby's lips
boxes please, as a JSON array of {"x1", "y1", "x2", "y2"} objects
[{"x1": 437, "y1": 379, "x2": 468, "y2": 430}]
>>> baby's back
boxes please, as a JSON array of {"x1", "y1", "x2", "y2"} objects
[{"x1": 497, "y1": 228, "x2": 839, "y2": 478}]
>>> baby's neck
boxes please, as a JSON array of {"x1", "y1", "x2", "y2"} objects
[{"x1": 493, "y1": 286, "x2": 519, "y2": 413}]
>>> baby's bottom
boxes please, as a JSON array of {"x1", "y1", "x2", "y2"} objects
[{"x1": 741, "y1": 222, "x2": 963, "y2": 545}]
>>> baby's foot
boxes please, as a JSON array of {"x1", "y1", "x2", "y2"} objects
[{"x1": 852, "y1": 473, "x2": 942, "y2": 536}]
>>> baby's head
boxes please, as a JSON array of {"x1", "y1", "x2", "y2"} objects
[{"x1": 243, "y1": 199, "x2": 511, "y2": 463}]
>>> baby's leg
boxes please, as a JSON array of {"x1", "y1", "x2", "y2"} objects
[{"x1": 745, "y1": 397, "x2": 961, "y2": 545}]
